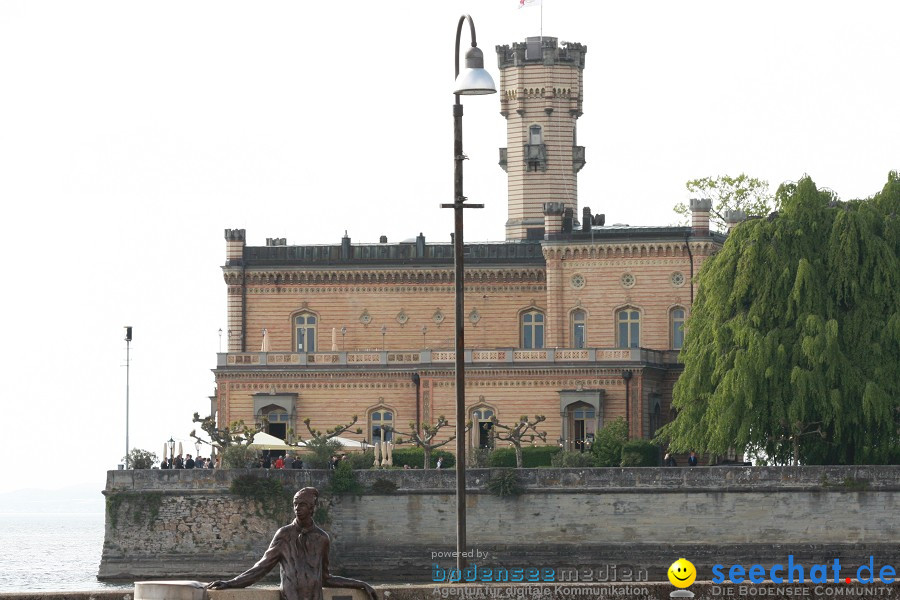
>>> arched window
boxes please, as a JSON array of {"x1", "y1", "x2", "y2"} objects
[
  {"x1": 670, "y1": 307, "x2": 686, "y2": 350},
  {"x1": 294, "y1": 312, "x2": 317, "y2": 353},
  {"x1": 471, "y1": 407, "x2": 495, "y2": 449},
  {"x1": 567, "y1": 402, "x2": 596, "y2": 453},
  {"x1": 571, "y1": 309, "x2": 586, "y2": 349},
  {"x1": 520, "y1": 309, "x2": 545, "y2": 349},
  {"x1": 616, "y1": 308, "x2": 640, "y2": 348},
  {"x1": 257, "y1": 404, "x2": 290, "y2": 440},
  {"x1": 369, "y1": 408, "x2": 393, "y2": 444}
]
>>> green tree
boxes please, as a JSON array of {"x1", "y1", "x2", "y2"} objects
[
  {"x1": 295, "y1": 416, "x2": 361, "y2": 469},
  {"x1": 673, "y1": 174, "x2": 779, "y2": 231},
  {"x1": 592, "y1": 417, "x2": 628, "y2": 467},
  {"x1": 489, "y1": 415, "x2": 548, "y2": 468},
  {"x1": 658, "y1": 174, "x2": 900, "y2": 465},
  {"x1": 123, "y1": 448, "x2": 158, "y2": 469},
  {"x1": 388, "y1": 415, "x2": 459, "y2": 469}
]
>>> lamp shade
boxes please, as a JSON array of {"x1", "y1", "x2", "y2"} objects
[{"x1": 454, "y1": 46, "x2": 496, "y2": 95}]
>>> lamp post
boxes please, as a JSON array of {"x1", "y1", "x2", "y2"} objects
[
  {"x1": 167, "y1": 437, "x2": 175, "y2": 462},
  {"x1": 124, "y1": 326, "x2": 133, "y2": 468},
  {"x1": 341, "y1": 326, "x2": 347, "y2": 350},
  {"x1": 440, "y1": 14, "x2": 496, "y2": 573},
  {"x1": 421, "y1": 325, "x2": 428, "y2": 348},
  {"x1": 218, "y1": 328, "x2": 223, "y2": 353},
  {"x1": 380, "y1": 325, "x2": 387, "y2": 350}
]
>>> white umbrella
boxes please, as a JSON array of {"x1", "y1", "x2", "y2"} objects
[
  {"x1": 260, "y1": 328, "x2": 269, "y2": 352},
  {"x1": 248, "y1": 431, "x2": 296, "y2": 451},
  {"x1": 178, "y1": 441, "x2": 183, "y2": 457},
  {"x1": 331, "y1": 327, "x2": 337, "y2": 351},
  {"x1": 294, "y1": 436, "x2": 373, "y2": 451}
]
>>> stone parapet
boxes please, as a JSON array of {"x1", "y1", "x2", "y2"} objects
[{"x1": 99, "y1": 467, "x2": 900, "y2": 584}]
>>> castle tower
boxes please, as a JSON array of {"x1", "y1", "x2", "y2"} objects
[{"x1": 497, "y1": 37, "x2": 587, "y2": 240}]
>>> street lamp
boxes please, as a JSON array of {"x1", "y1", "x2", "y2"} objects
[
  {"x1": 124, "y1": 326, "x2": 133, "y2": 468},
  {"x1": 218, "y1": 328, "x2": 223, "y2": 352},
  {"x1": 440, "y1": 14, "x2": 496, "y2": 573},
  {"x1": 167, "y1": 437, "x2": 175, "y2": 461},
  {"x1": 380, "y1": 325, "x2": 387, "y2": 350},
  {"x1": 341, "y1": 326, "x2": 347, "y2": 350},
  {"x1": 421, "y1": 325, "x2": 428, "y2": 348}
]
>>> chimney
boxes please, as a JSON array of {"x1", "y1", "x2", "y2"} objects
[
  {"x1": 562, "y1": 208, "x2": 574, "y2": 233},
  {"x1": 416, "y1": 232, "x2": 426, "y2": 258},
  {"x1": 582, "y1": 207, "x2": 592, "y2": 232},
  {"x1": 341, "y1": 231, "x2": 351, "y2": 260},
  {"x1": 543, "y1": 202, "x2": 565, "y2": 237},
  {"x1": 723, "y1": 209, "x2": 747, "y2": 233},
  {"x1": 689, "y1": 199, "x2": 713, "y2": 236},
  {"x1": 225, "y1": 229, "x2": 246, "y2": 264}
]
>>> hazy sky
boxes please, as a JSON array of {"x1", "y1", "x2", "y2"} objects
[{"x1": 1, "y1": 1, "x2": 897, "y2": 494}]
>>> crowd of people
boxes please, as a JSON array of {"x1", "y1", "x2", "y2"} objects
[
  {"x1": 257, "y1": 454, "x2": 304, "y2": 469},
  {"x1": 160, "y1": 453, "x2": 213, "y2": 469}
]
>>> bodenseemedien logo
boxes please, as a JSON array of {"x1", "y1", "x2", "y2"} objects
[{"x1": 668, "y1": 558, "x2": 696, "y2": 598}]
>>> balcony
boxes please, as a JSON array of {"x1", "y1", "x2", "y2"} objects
[{"x1": 216, "y1": 347, "x2": 681, "y2": 369}]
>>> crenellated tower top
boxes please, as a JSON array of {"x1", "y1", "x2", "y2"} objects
[{"x1": 496, "y1": 37, "x2": 587, "y2": 240}]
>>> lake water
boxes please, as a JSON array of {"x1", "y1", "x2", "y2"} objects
[{"x1": 0, "y1": 512, "x2": 130, "y2": 592}]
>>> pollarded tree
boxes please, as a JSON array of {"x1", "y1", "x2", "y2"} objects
[
  {"x1": 490, "y1": 415, "x2": 548, "y2": 468},
  {"x1": 658, "y1": 174, "x2": 900, "y2": 465},
  {"x1": 296, "y1": 416, "x2": 362, "y2": 469},
  {"x1": 388, "y1": 415, "x2": 457, "y2": 469},
  {"x1": 673, "y1": 174, "x2": 779, "y2": 231},
  {"x1": 190, "y1": 412, "x2": 259, "y2": 450}
]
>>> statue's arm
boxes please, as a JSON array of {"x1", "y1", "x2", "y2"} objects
[
  {"x1": 321, "y1": 538, "x2": 377, "y2": 600},
  {"x1": 208, "y1": 529, "x2": 284, "y2": 590}
]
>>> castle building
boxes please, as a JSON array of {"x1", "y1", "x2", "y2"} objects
[{"x1": 212, "y1": 37, "x2": 727, "y2": 454}]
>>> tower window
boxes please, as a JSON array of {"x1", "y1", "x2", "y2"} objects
[{"x1": 524, "y1": 125, "x2": 547, "y2": 171}]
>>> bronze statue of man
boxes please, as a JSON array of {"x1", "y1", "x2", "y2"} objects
[{"x1": 208, "y1": 487, "x2": 377, "y2": 600}]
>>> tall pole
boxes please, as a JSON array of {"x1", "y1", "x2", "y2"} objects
[
  {"x1": 442, "y1": 14, "x2": 489, "y2": 573},
  {"x1": 124, "y1": 326, "x2": 133, "y2": 467}
]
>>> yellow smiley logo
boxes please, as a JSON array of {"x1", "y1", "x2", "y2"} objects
[{"x1": 667, "y1": 558, "x2": 697, "y2": 588}]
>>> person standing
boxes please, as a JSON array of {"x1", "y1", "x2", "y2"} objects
[
  {"x1": 185, "y1": 454, "x2": 195, "y2": 469},
  {"x1": 688, "y1": 451, "x2": 698, "y2": 467}
]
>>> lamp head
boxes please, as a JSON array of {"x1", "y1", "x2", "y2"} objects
[{"x1": 454, "y1": 46, "x2": 496, "y2": 95}]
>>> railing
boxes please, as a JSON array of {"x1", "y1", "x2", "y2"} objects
[{"x1": 218, "y1": 347, "x2": 680, "y2": 368}]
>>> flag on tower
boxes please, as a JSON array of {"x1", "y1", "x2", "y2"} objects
[{"x1": 519, "y1": 0, "x2": 541, "y2": 8}]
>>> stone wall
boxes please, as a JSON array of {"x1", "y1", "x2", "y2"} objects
[{"x1": 99, "y1": 466, "x2": 900, "y2": 583}]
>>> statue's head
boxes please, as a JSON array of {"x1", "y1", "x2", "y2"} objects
[{"x1": 293, "y1": 487, "x2": 318, "y2": 521}]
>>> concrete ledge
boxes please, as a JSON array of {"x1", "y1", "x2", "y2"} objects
[{"x1": 104, "y1": 466, "x2": 900, "y2": 494}]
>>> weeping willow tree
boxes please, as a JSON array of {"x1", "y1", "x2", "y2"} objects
[{"x1": 658, "y1": 173, "x2": 900, "y2": 465}]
